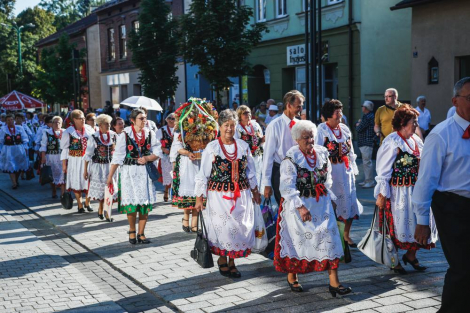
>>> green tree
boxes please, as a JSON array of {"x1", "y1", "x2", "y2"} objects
[
  {"x1": 39, "y1": 0, "x2": 95, "y2": 30},
  {"x1": 128, "y1": 0, "x2": 179, "y2": 103},
  {"x1": 33, "y1": 33, "x2": 85, "y2": 105},
  {"x1": 0, "y1": 0, "x2": 15, "y2": 16},
  {"x1": 180, "y1": 0, "x2": 267, "y2": 105}
]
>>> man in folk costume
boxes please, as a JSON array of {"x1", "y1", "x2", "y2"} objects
[
  {"x1": 412, "y1": 77, "x2": 470, "y2": 313},
  {"x1": 262, "y1": 90, "x2": 304, "y2": 205}
]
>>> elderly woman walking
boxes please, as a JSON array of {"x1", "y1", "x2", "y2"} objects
[
  {"x1": 60, "y1": 110, "x2": 95, "y2": 212},
  {"x1": 107, "y1": 109, "x2": 161, "y2": 244},
  {"x1": 274, "y1": 120, "x2": 351, "y2": 296},
  {"x1": 195, "y1": 109, "x2": 261, "y2": 278},
  {"x1": 375, "y1": 104, "x2": 437, "y2": 274},
  {"x1": 316, "y1": 100, "x2": 363, "y2": 247},
  {"x1": 235, "y1": 105, "x2": 264, "y2": 186},
  {"x1": 40, "y1": 116, "x2": 65, "y2": 198},
  {"x1": 156, "y1": 113, "x2": 175, "y2": 202},
  {"x1": 84, "y1": 114, "x2": 117, "y2": 220}
]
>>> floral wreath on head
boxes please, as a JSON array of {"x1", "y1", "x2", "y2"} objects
[{"x1": 174, "y1": 98, "x2": 219, "y2": 145}]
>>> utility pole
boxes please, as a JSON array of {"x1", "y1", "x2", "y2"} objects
[{"x1": 0, "y1": 22, "x2": 35, "y2": 74}]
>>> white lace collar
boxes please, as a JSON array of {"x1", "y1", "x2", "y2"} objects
[
  {"x1": 318, "y1": 122, "x2": 351, "y2": 142},
  {"x1": 383, "y1": 132, "x2": 424, "y2": 155},
  {"x1": 285, "y1": 145, "x2": 329, "y2": 170}
]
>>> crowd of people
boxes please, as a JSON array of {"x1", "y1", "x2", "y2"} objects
[{"x1": 0, "y1": 78, "x2": 468, "y2": 312}]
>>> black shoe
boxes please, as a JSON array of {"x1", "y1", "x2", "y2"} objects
[
  {"x1": 52, "y1": 195, "x2": 58, "y2": 199},
  {"x1": 182, "y1": 218, "x2": 190, "y2": 233},
  {"x1": 137, "y1": 234, "x2": 151, "y2": 244},
  {"x1": 12, "y1": 184, "x2": 18, "y2": 189},
  {"x1": 217, "y1": 261, "x2": 230, "y2": 277},
  {"x1": 347, "y1": 242, "x2": 358, "y2": 248},
  {"x1": 402, "y1": 255, "x2": 427, "y2": 271},
  {"x1": 128, "y1": 230, "x2": 137, "y2": 244},
  {"x1": 390, "y1": 264, "x2": 408, "y2": 275},
  {"x1": 77, "y1": 207, "x2": 85, "y2": 213},
  {"x1": 287, "y1": 278, "x2": 303, "y2": 292},
  {"x1": 329, "y1": 285, "x2": 352, "y2": 297},
  {"x1": 229, "y1": 266, "x2": 241, "y2": 278},
  {"x1": 104, "y1": 211, "x2": 113, "y2": 222},
  {"x1": 86, "y1": 205, "x2": 93, "y2": 212},
  {"x1": 98, "y1": 213, "x2": 104, "y2": 220}
]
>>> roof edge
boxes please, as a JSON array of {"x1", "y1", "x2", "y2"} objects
[{"x1": 390, "y1": 0, "x2": 443, "y2": 11}]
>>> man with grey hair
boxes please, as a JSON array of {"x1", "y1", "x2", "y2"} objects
[
  {"x1": 355, "y1": 101, "x2": 375, "y2": 188},
  {"x1": 412, "y1": 77, "x2": 470, "y2": 312},
  {"x1": 415, "y1": 95, "x2": 431, "y2": 138}
]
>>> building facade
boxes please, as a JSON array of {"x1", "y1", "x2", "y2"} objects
[{"x1": 392, "y1": 0, "x2": 469, "y2": 124}]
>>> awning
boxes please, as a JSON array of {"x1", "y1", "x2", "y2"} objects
[{"x1": 0, "y1": 90, "x2": 45, "y2": 110}]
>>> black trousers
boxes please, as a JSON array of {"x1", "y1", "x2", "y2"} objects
[
  {"x1": 271, "y1": 162, "x2": 281, "y2": 206},
  {"x1": 431, "y1": 191, "x2": 470, "y2": 313}
]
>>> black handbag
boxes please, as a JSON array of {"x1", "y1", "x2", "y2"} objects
[
  {"x1": 260, "y1": 199, "x2": 278, "y2": 259},
  {"x1": 29, "y1": 149, "x2": 35, "y2": 161},
  {"x1": 61, "y1": 192, "x2": 73, "y2": 210},
  {"x1": 190, "y1": 212, "x2": 214, "y2": 269},
  {"x1": 33, "y1": 154, "x2": 40, "y2": 170},
  {"x1": 39, "y1": 165, "x2": 53, "y2": 186},
  {"x1": 25, "y1": 167, "x2": 35, "y2": 180}
]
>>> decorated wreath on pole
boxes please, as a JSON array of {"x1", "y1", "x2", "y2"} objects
[{"x1": 174, "y1": 98, "x2": 219, "y2": 158}]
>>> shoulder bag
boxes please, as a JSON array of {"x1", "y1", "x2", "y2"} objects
[{"x1": 190, "y1": 212, "x2": 214, "y2": 269}]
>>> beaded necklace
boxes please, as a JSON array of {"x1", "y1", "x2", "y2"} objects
[
  {"x1": 218, "y1": 137, "x2": 237, "y2": 161},
  {"x1": 397, "y1": 131, "x2": 420, "y2": 157},
  {"x1": 326, "y1": 123, "x2": 342, "y2": 140},
  {"x1": 132, "y1": 125, "x2": 145, "y2": 147},
  {"x1": 8, "y1": 125, "x2": 15, "y2": 135},
  {"x1": 300, "y1": 148, "x2": 317, "y2": 168},
  {"x1": 241, "y1": 123, "x2": 254, "y2": 136},
  {"x1": 100, "y1": 131, "x2": 110, "y2": 145},
  {"x1": 53, "y1": 129, "x2": 63, "y2": 140}
]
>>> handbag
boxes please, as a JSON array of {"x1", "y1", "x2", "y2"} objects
[
  {"x1": 25, "y1": 167, "x2": 35, "y2": 180},
  {"x1": 190, "y1": 212, "x2": 214, "y2": 269},
  {"x1": 358, "y1": 206, "x2": 398, "y2": 268},
  {"x1": 39, "y1": 165, "x2": 53, "y2": 186},
  {"x1": 252, "y1": 201, "x2": 268, "y2": 253},
  {"x1": 60, "y1": 192, "x2": 74, "y2": 210},
  {"x1": 33, "y1": 154, "x2": 40, "y2": 170},
  {"x1": 260, "y1": 198, "x2": 278, "y2": 259}
]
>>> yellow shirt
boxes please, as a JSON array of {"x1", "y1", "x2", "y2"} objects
[{"x1": 375, "y1": 103, "x2": 403, "y2": 143}]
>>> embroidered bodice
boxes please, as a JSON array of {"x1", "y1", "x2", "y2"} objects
[
  {"x1": 390, "y1": 149, "x2": 420, "y2": 187},
  {"x1": 68, "y1": 134, "x2": 87, "y2": 157},
  {"x1": 208, "y1": 155, "x2": 250, "y2": 192},
  {"x1": 46, "y1": 132, "x2": 61, "y2": 154},
  {"x1": 4, "y1": 130, "x2": 22, "y2": 146},
  {"x1": 284, "y1": 156, "x2": 329, "y2": 199},
  {"x1": 237, "y1": 124, "x2": 263, "y2": 157},
  {"x1": 91, "y1": 135, "x2": 116, "y2": 164},
  {"x1": 161, "y1": 127, "x2": 173, "y2": 150},
  {"x1": 324, "y1": 137, "x2": 352, "y2": 164},
  {"x1": 123, "y1": 132, "x2": 152, "y2": 166}
]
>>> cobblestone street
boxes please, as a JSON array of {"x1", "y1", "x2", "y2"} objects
[{"x1": 0, "y1": 166, "x2": 446, "y2": 313}]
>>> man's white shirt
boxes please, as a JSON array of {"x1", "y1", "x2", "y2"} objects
[{"x1": 416, "y1": 106, "x2": 431, "y2": 131}]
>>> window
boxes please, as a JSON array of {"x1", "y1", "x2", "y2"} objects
[
  {"x1": 459, "y1": 56, "x2": 470, "y2": 79},
  {"x1": 277, "y1": 0, "x2": 287, "y2": 17},
  {"x1": 107, "y1": 28, "x2": 115, "y2": 61},
  {"x1": 428, "y1": 57, "x2": 439, "y2": 84},
  {"x1": 110, "y1": 86, "x2": 119, "y2": 105},
  {"x1": 256, "y1": 0, "x2": 266, "y2": 22},
  {"x1": 133, "y1": 84, "x2": 142, "y2": 96},
  {"x1": 119, "y1": 25, "x2": 127, "y2": 59},
  {"x1": 121, "y1": 85, "x2": 128, "y2": 100},
  {"x1": 132, "y1": 20, "x2": 139, "y2": 32}
]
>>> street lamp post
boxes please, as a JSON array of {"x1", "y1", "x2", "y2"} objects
[{"x1": 0, "y1": 22, "x2": 35, "y2": 74}]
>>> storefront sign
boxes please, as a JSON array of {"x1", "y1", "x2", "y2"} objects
[{"x1": 287, "y1": 44, "x2": 306, "y2": 66}]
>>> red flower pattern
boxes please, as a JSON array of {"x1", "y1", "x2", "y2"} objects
[{"x1": 128, "y1": 145, "x2": 133, "y2": 151}]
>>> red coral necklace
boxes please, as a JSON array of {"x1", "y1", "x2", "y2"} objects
[
  {"x1": 300, "y1": 148, "x2": 317, "y2": 168},
  {"x1": 166, "y1": 126, "x2": 172, "y2": 138},
  {"x1": 218, "y1": 137, "x2": 237, "y2": 161},
  {"x1": 100, "y1": 131, "x2": 110, "y2": 145},
  {"x1": 132, "y1": 125, "x2": 145, "y2": 147},
  {"x1": 397, "y1": 131, "x2": 420, "y2": 156},
  {"x1": 326, "y1": 123, "x2": 342, "y2": 139},
  {"x1": 8, "y1": 125, "x2": 15, "y2": 135},
  {"x1": 241, "y1": 123, "x2": 254, "y2": 136},
  {"x1": 53, "y1": 129, "x2": 63, "y2": 139}
]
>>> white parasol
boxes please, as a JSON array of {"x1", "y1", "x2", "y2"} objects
[{"x1": 120, "y1": 96, "x2": 163, "y2": 111}]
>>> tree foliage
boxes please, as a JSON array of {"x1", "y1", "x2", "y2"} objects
[
  {"x1": 39, "y1": 0, "x2": 96, "y2": 30},
  {"x1": 33, "y1": 33, "x2": 85, "y2": 105},
  {"x1": 180, "y1": 0, "x2": 267, "y2": 104},
  {"x1": 128, "y1": 0, "x2": 179, "y2": 102}
]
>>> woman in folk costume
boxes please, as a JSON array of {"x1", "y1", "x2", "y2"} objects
[
  {"x1": 0, "y1": 114, "x2": 29, "y2": 189},
  {"x1": 375, "y1": 104, "x2": 438, "y2": 274},
  {"x1": 107, "y1": 109, "x2": 161, "y2": 244},
  {"x1": 274, "y1": 120, "x2": 352, "y2": 296},
  {"x1": 315, "y1": 99, "x2": 363, "y2": 247},
  {"x1": 40, "y1": 116, "x2": 65, "y2": 198},
  {"x1": 60, "y1": 109, "x2": 95, "y2": 213},
  {"x1": 195, "y1": 109, "x2": 261, "y2": 278},
  {"x1": 156, "y1": 113, "x2": 176, "y2": 202},
  {"x1": 234, "y1": 105, "x2": 264, "y2": 187},
  {"x1": 83, "y1": 114, "x2": 117, "y2": 221}
]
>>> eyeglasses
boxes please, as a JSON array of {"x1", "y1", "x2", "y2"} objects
[
  {"x1": 242, "y1": 112, "x2": 251, "y2": 115},
  {"x1": 167, "y1": 117, "x2": 175, "y2": 120},
  {"x1": 455, "y1": 94, "x2": 470, "y2": 102},
  {"x1": 137, "y1": 117, "x2": 147, "y2": 121}
]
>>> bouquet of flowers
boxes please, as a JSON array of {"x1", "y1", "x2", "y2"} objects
[{"x1": 174, "y1": 98, "x2": 218, "y2": 158}]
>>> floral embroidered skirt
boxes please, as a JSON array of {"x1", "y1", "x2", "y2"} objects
[
  {"x1": 117, "y1": 164, "x2": 156, "y2": 215},
  {"x1": 202, "y1": 189, "x2": 255, "y2": 259},
  {"x1": 0, "y1": 145, "x2": 29, "y2": 173},
  {"x1": 274, "y1": 197, "x2": 343, "y2": 274},
  {"x1": 87, "y1": 162, "x2": 117, "y2": 201}
]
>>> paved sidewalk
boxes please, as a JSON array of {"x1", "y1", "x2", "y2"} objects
[{"x1": 0, "y1": 164, "x2": 446, "y2": 313}]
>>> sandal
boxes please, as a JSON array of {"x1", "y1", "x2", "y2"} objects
[
  {"x1": 217, "y1": 260, "x2": 230, "y2": 277},
  {"x1": 137, "y1": 233, "x2": 151, "y2": 244},
  {"x1": 229, "y1": 265, "x2": 241, "y2": 278},
  {"x1": 287, "y1": 278, "x2": 303, "y2": 292},
  {"x1": 182, "y1": 218, "x2": 190, "y2": 233},
  {"x1": 128, "y1": 230, "x2": 136, "y2": 244},
  {"x1": 402, "y1": 255, "x2": 427, "y2": 271}
]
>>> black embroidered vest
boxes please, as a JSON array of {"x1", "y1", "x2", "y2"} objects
[
  {"x1": 239, "y1": 129, "x2": 263, "y2": 157},
  {"x1": 46, "y1": 132, "x2": 61, "y2": 154},
  {"x1": 390, "y1": 149, "x2": 420, "y2": 187},
  {"x1": 91, "y1": 135, "x2": 115, "y2": 164},
  {"x1": 285, "y1": 157, "x2": 329, "y2": 199},
  {"x1": 208, "y1": 155, "x2": 250, "y2": 192},
  {"x1": 324, "y1": 137, "x2": 351, "y2": 164},
  {"x1": 123, "y1": 132, "x2": 152, "y2": 166},
  {"x1": 4, "y1": 130, "x2": 22, "y2": 146},
  {"x1": 69, "y1": 134, "x2": 87, "y2": 157},
  {"x1": 161, "y1": 127, "x2": 173, "y2": 151}
]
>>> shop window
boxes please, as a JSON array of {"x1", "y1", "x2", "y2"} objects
[
  {"x1": 428, "y1": 57, "x2": 438, "y2": 84},
  {"x1": 257, "y1": 0, "x2": 266, "y2": 22},
  {"x1": 132, "y1": 20, "x2": 139, "y2": 32},
  {"x1": 277, "y1": 0, "x2": 287, "y2": 17},
  {"x1": 133, "y1": 84, "x2": 142, "y2": 96},
  {"x1": 459, "y1": 56, "x2": 470, "y2": 79},
  {"x1": 110, "y1": 86, "x2": 119, "y2": 105},
  {"x1": 119, "y1": 25, "x2": 127, "y2": 59},
  {"x1": 121, "y1": 85, "x2": 128, "y2": 101},
  {"x1": 107, "y1": 28, "x2": 115, "y2": 61}
]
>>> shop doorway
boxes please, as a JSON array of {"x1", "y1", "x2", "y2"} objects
[{"x1": 248, "y1": 65, "x2": 270, "y2": 107}]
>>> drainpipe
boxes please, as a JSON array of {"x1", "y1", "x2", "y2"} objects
[
  {"x1": 183, "y1": 0, "x2": 187, "y2": 103},
  {"x1": 304, "y1": 0, "x2": 309, "y2": 120},
  {"x1": 348, "y1": 0, "x2": 354, "y2": 126}
]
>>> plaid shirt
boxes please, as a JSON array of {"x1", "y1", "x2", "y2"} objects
[{"x1": 356, "y1": 112, "x2": 375, "y2": 147}]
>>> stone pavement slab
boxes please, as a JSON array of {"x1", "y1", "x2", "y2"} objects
[{"x1": 0, "y1": 163, "x2": 446, "y2": 313}]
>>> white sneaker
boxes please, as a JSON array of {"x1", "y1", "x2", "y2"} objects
[
  {"x1": 362, "y1": 182, "x2": 376, "y2": 188},
  {"x1": 358, "y1": 181, "x2": 366, "y2": 186}
]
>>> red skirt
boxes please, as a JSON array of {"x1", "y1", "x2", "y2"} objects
[
  {"x1": 273, "y1": 199, "x2": 340, "y2": 274},
  {"x1": 379, "y1": 199, "x2": 435, "y2": 251}
]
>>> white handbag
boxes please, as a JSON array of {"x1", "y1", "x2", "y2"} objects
[
  {"x1": 252, "y1": 203, "x2": 268, "y2": 253},
  {"x1": 358, "y1": 206, "x2": 398, "y2": 268}
]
